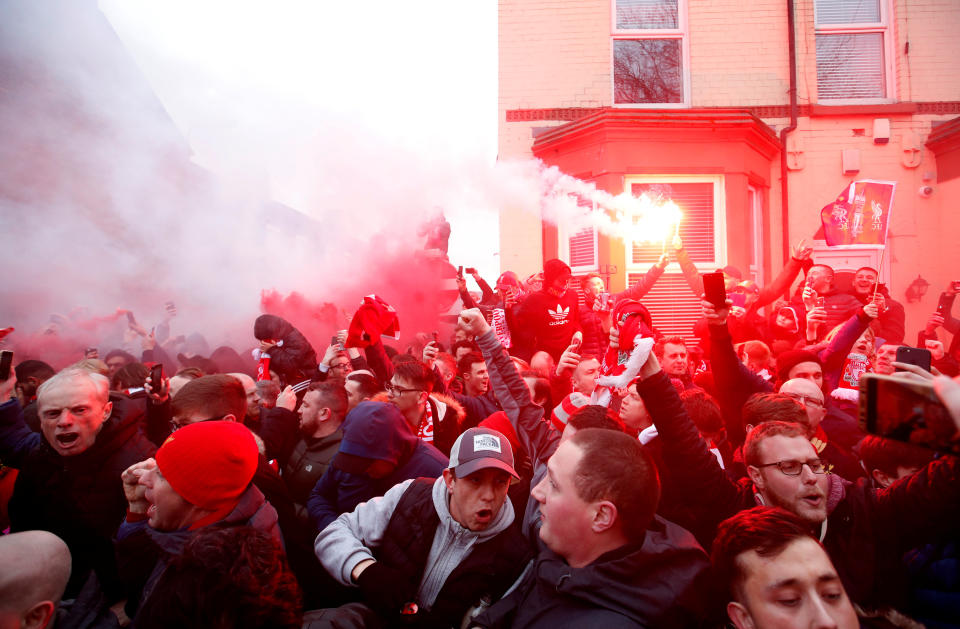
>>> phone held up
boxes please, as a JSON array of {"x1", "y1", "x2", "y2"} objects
[
  {"x1": 895, "y1": 346, "x2": 932, "y2": 373},
  {"x1": 860, "y1": 373, "x2": 958, "y2": 455},
  {"x1": 149, "y1": 363, "x2": 164, "y2": 390},
  {"x1": 702, "y1": 271, "x2": 726, "y2": 308},
  {"x1": 0, "y1": 350, "x2": 13, "y2": 381}
]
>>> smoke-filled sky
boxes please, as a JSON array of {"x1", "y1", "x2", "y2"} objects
[
  {"x1": 0, "y1": 0, "x2": 671, "y2": 368},
  {"x1": 0, "y1": 0, "x2": 503, "y2": 362}
]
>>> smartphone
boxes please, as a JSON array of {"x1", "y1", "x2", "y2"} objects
[
  {"x1": 432, "y1": 331, "x2": 440, "y2": 344},
  {"x1": 702, "y1": 271, "x2": 727, "y2": 308},
  {"x1": 815, "y1": 296, "x2": 826, "y2": 309},
  {"x1": 465, "y1": 267, "x2": 477, "y2": 275},
  {"x1": 730, "y1": 293, "x2": 746, "y2": 308},
  {"x1": 0, "y1": 350, "x2": 13, "y2": 381},
  {"x1": 938, "y1": 293, "x2": 953, "y2": 316},
  {"x1": 149, "y1": 363, "x2": 164, "y2": 390},
  {"x1": 457, "y1": 265, "x2": 464, "y2": 279},
  {"x1": 895, "y1": 346, "x2": 932, "y2": 372},
  {"x1": 125, "y1": 311, "x2": 137, "y2": 325},
  {"x1": 84, "y1": 347, "x2": 98, "y2": 359},
  {"x1": 860, "y1": 373, "x2": 959, "y2": 455}
]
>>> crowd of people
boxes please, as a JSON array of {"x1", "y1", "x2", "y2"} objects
[{"x1": 1, "y1": 236, "x2": 959, "y2": 629}]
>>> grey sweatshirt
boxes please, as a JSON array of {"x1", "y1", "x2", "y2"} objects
[{"x1": 314, "y1": 475, "x2": 515, "y2": 610}]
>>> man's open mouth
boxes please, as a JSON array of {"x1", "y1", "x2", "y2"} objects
[
  {"x1": 476, "y1": 508, "x2": 493, "y2": 521},
  {"x1": 802, "y1": 494, "x2": 823, "y2": 507},
  {"x1": 56, "y1": 433, "x2": 80, "y2": 446}
]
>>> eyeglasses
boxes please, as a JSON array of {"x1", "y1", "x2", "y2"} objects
[
  {"x1": 169, "y1": 414, "x2": 227, "y2": 432},
  {"x1": 330, "y1": 361, "x2": 351, "y2": 371},
  {"x1": 782, "y1": 393, "x2": 824, "y2": 409},
  {"x1": 755, "y1": 459, "x2": 826, "y2": 476},
  {"x1": 385, "y1": 383, "x2": 422, "y2": 396}
]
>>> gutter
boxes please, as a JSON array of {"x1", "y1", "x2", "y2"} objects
[{"x1": 779, "y1": 0, "x2": 798, "y2": 263}]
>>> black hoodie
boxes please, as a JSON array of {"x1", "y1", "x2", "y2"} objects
[{"x1": 475, "y1": 516, "x2": 714, "y2": 628}]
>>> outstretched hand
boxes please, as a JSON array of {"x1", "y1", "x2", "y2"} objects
[{"x1": 791, "y1": 238, "x2": 813, "y2": 261}]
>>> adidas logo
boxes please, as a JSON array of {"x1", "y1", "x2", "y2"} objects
[{"x1": 548, "y1": 305, "x2": 569, "y2": 322}]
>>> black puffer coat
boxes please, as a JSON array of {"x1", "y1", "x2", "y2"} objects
[{"x1": 253, "y1": 314, "x2": 318, "y2": 384}]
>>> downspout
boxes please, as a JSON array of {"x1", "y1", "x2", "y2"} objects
[{"x1": 779, "y1": 0, "x2": 798, "y2": 263}]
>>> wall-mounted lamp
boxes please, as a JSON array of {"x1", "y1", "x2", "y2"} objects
[{"x1": 905, "y1": 275, "x2": 930, "y2": 303}]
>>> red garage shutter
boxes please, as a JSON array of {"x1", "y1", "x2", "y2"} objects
[{"x1": 627, "y1": 272, "x2": 701, "y2": 344}]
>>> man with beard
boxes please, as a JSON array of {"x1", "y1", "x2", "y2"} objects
[{"x1": 268, "y1": 382, "x2": 346, "y2": 521}]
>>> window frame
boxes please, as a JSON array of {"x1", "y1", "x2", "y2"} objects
[
  {"x1": 557, "y1": 200, "x2": 600, "y2": 274},
  {"x1": 622, "y1": 174, "x2": 727, "y2": 274},
  {"x1": 610, "y1": 0, "x2": 691, "y2": 108},
  {"x1": 813, "y1": 0, "x2": 896, "y2": 104}
]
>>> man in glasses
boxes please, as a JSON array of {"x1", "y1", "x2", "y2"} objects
[
  {"x1": 636, "y1": 344, "x2": 960, "y2": 618},
  {"x1": 386, "y1": 361, "x2": 463, "y2": 456},
  {"x1": 771, "y1": 380, "x2": 863, "y2": 481}
]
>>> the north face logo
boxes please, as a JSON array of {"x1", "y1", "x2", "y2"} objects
[{"x1": 548, "y1": 304, "x2": 569, "y2": 324}]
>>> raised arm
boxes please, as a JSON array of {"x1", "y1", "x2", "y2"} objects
[
  {"x1": 703, "y1": 299, "x2": 774, "y2": 447},
  {"x1": 635, "y1": 354, "x2": 743, "y2": 542},
  {"x1": 672, "y1": 235, "x2": 704, "y2": 297},
  {"x1": 818, "y1": 304, "x2": 875, "y2": 373},
  {"x1": 616, "y1": 254, "x2": 669, "y2": 302},
  {"x1": 463, "y1": 309, "x2": 560, "y2": 467},
  {"x1": 756, "y1": 241, "x2": 810, "y2": 307}
]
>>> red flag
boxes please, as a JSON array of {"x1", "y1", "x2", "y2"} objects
[{"x1": 819, "y1": 180, "x2": 896, "y2": 246}]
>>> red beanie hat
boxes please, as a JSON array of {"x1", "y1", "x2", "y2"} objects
[
  {"x1": 480, "y1": 411, "x2": 522, "y2": 458},
  {"x1": 156, "y1": 421, "x2": 258, "y2": 523}
]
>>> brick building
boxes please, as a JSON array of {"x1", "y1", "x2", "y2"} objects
[{"x1": 499, "y1": 0, "x2": 960, "y2": 340}]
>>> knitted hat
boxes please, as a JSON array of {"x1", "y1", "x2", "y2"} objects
[
  {"x1": 775, "y1": 350, "x2": 823, "y2": 384},
  {"x1": 542, "y1": 259, "x2": 572, "y2": 289},
  {"x1": 155, "y1": 421, "x2": 258, "y2": 521},
  {"x1": 550, "y1": 392, "x2": 590, "y2": 432},
  {"x1": 448, "y1": 427, "x2": 519, "y2": 480}
]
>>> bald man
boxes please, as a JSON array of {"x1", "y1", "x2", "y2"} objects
[
  {"x1": 228, "y1": 372, "x2": 261, "y2": 428},
  {"x1": 0, "y1": 531, "x2": 71, "y2": 629},
  {"x1": 778, "y1": 378, "x2": 826, "y2": 435}
]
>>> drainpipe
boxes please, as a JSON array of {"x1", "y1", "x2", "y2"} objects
[{"x1": 779, "y1": 0, "x2": 798, "y2": 263}]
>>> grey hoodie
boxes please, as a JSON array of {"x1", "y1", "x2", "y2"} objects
[{"x1": 315, "y1": 475, "x2": 515, "y2": 610}]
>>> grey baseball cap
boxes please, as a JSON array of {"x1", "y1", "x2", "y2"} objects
[{"x1": 448, "y1": 427, "x2": 519, "y2": 480}]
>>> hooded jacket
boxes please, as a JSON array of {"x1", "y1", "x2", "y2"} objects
[
  {"x1": 306, "y1": 402, "x2": 448, "y2": 532},
  {"x1": 316, "y1": 476, "x2": 530, "y2": 627},
  {"x1": 253, "y1": 314, "x2": 318, "y2": 384},
  {"x1": 475, "y1": 516, "x2": 712, "y2": 629},
  {"x1": 0, "y1": 398, "x2": 156, "y2": 600}
]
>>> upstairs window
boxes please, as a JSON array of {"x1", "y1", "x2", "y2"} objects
[
  {"x1": 815, "y1": 0, "x2": 893, "y2": 101},
  {"x1": 612, "y1": 0, "x2": 688, "y2": 106}
]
